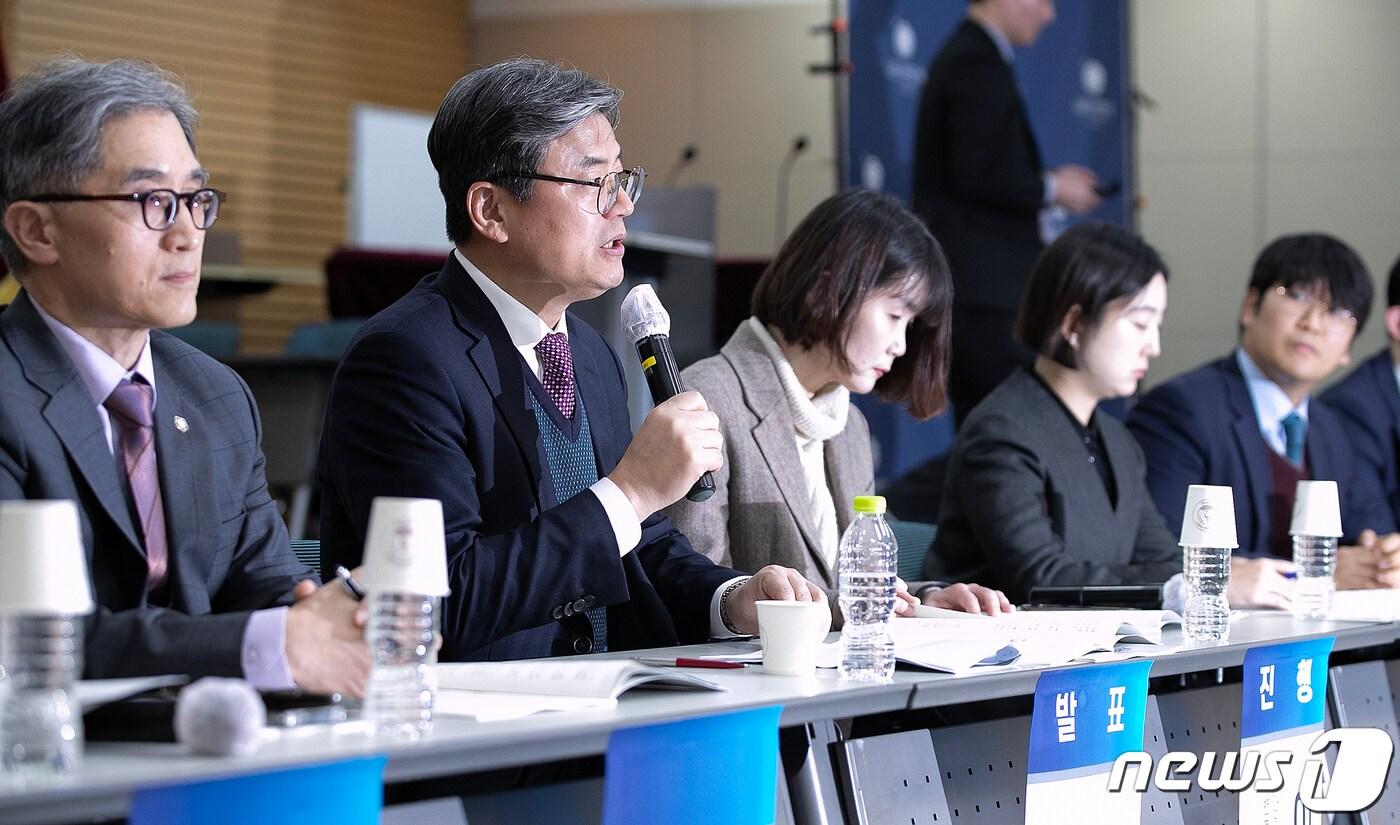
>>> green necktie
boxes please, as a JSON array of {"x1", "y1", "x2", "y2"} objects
[{"x1": 1281, "y1": 411, "x2": 1306, "y2": 465}]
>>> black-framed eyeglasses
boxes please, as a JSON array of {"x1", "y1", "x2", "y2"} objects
[
  {"x1": 493, "y1": 167, "x2": 645, "y2": 214},
  {"x1": 1272, "y1": 285, "x2": 1358, "y2": 334},
  {"x1": 23, "y1": 188, "x2": 226, "y2": 231}
]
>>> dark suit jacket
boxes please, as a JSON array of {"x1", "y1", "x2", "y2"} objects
[
  {"x1": 0, "y1": 291, "x2": 310, "y2": 679},
  {"x1": 318, "y1": 254, "x2": 738, "y2": 662},
  {"x1": 930, "y1": 369, "x2": 1181, "y2": 602},
  {"x1": 1321, "y1": 349, "x2": 1400, "y2": 528},
  {"x1": 1128, "y1": 355, "x2": 1395, "y2": 557},
  {"x1": 912, "y1": 19, "x2": 1044, "y2": 309}
]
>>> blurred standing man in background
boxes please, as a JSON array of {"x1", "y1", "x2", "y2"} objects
[{"x1": 912, "y1": 0, "x2": 1102, "y2": 427}]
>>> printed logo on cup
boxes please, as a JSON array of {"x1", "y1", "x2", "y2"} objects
[
  {"x1": 389, "y1": 522, "x2": 416, "y2": 565},
  {"x1": 360, "y1": 497, "x2": 451, "y2": 597},
  {"x1": 1179, "y1": 485, "x2": 1239, "y2": 548},
  {"x1": 1192, "y1": 500, "x2": 1214, "y2": 532}
]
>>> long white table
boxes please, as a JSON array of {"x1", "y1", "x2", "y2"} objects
[{"x1": 2, "y1": 613, "x2": 1397, "y2": 825}]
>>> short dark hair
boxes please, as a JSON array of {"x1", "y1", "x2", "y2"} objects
[
  {"x1": 750, "y1": 188, "x2": 953, "y2": 419},
  {"x1": 1016, "y1": 222, "x2": 1169, "y2": 369},
  {"x1": 0, "y1": 57, "x2": 198, "y2": 274},
  {"x1": 427, "y1": 57, "x2": 622, "y2": 245},
  {"x1": 1387, "y1": 252, "x2": 1400, "y2": 309},
  {"x1": 1246, "y1": 233, "x2": 1372, "y2": 335}
]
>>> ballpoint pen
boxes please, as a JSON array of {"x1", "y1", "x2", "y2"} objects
[
  {"x1": 637, "y1": 657, "x2": 748, "y2": 670},
  {"x1": 335, "y1": 565, "x2": 366, "y2": 601}
]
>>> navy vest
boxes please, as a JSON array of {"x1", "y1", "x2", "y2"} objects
[{"x1": 528, "y1": 383, "x2": 608, "y2": 652}]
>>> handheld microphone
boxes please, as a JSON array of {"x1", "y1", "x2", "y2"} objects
[{"x1": 620, "y1": 284, "x2": 716, "y2": 503}]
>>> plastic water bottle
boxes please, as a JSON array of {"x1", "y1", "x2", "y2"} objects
[
  {"x1": 1291, "y1": 535, "x2": 1337, "y2": 619},
  {"x1": 1182, "y1": 545, "x2": 1231, "y2": 642},
  {"x1": 0, "y1": 615, "x2": 83, "y2": 778},
  {"x1": 839, "y1": 495, "x2": 897, "y2": 683},
  {"x1": 364, "y1": 592, "x2": 439, "y2": 738}
]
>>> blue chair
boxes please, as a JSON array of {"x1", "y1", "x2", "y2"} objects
[
  {"x1": 889, "y1": 518, "x2": 937, "y2": 583},
  {"x1": 290, "y1": 539, "x2": 321, "y2": 578},
  {"x1": 226, "y1": 357, "x2": 338, "y2": 540},
  {"x1": 166, "y1": 321, "x2": 240, "y2": 358},
  {"x1": 285, "y1": 318, "x2": 365, "y2": 359}
]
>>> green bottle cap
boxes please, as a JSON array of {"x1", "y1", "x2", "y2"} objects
[{"x1": 852, "y1": 495, "x2": 886, "y2": 514}]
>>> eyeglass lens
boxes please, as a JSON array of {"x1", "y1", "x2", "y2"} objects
[
  {"x1": 599, "y1": 169, "x2": 644, "y2": 213},
  {"x1": 1277, "y1": 286, "x2": 1353, "y2": 327},
  {"x1": 143, "y1": 189, "x2": 221, "y2": 230}
]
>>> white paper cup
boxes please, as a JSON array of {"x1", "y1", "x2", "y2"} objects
[
  {"x1": 359, "y1": 497, "x2": 451, "y2": 597},
  {"x1": 0, "y1": 500, "x2": 95, "y2": 615},
  {"x1": 1178, "y1": 484, "x2": 1239, "y2": 548},
  {"x1": 756, "y1": 600, "x2": 831, "y2": 676},
  {"x1": 1290, "y1": 480, "x2": 1343, "y2": 538}
]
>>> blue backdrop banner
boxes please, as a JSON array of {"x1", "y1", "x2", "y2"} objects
[
  {"x1": 846, "y1": 0, "x2": 1132, "y2": 477},
  {"x1": 847, "y1": 0, "x2": 1131, "y2": 223}
]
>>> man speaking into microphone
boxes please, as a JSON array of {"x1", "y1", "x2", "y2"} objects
[{"x1": 318, "y1": 57, "x2": 824, "y2": 662}]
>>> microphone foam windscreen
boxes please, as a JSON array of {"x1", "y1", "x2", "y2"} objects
[
  {"x1": 620, "y1": 283, "x2": 671, "y2": 342},
  {"x1": 174, "y1": 677, "x2": 266, "y2": 756}
]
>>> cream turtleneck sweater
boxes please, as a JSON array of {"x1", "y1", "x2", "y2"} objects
[{"x1": 747, "y1": 318, "x2": 850, "y2": 567}]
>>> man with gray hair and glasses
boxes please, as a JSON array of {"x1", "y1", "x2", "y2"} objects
[
  {"x1": 320, "y1": 57, "x2": 825, "y2": 662},
  {"x1": 0, "y1": 58, "x2": 369, "y2": 694}
]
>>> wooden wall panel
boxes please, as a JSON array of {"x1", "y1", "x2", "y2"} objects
[
  {"x1": 8, "y1": 0, "x2": 469, "y2": 351},
  {"x1": 9, "y1": 0, "x2": 468, "y2": 270}
]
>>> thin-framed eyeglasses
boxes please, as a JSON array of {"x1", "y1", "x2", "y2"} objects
[
  {"x1": 493, "y1": 167, "x2": 645, "y2": 214},
  {"x1": 22, "y1": 188, "x2": 226, "y2": 231},
  {"x1": 1272, "y1": 285, "x2": 1357, "y2": 333}
]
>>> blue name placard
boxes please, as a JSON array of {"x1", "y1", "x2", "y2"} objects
[
  {"x1": 1241, "y1": 637, "x2": 1334, "y2": 739},
  {"x1": 129, "y1": 755, "x2": 386, "y2": 825},
  {"x1": 603, "y1": 705, "x2": 782, "y2": 825},
  {"x1": 1028, "y1": 660, "x2": 1152, "y2": 774}
]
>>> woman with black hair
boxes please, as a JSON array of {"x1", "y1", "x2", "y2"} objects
[
  {"x1": 664, "y1": 189, "x2": 1009, "y2": 619},
  {"x1": 931, "y1": 222, "x2": 1292, "y2": 608}
]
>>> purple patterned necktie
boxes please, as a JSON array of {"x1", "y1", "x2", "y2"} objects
[
  {"x1": 104, "y1": 379, "x2": 168, "y2": 592},
  {"x1": 535, "y1": 332, "x2": 576, "y2": 419}
]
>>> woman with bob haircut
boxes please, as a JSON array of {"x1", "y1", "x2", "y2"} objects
[
  {"x1": 664, "y1": 188, "x2": 1010, "y2": 619},
  {"x1": 930, "y1": 222, "x2": 1292, "y2": 608}
]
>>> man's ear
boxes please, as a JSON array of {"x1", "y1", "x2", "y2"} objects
[
  {"x1": 1240, "y1": 288, "x2": 1261, "y2": 329},
  {"x1": 3, "y1": 202, "x2": 60, "y2": 267},
  {"x1": 1385, "y1": 305, "x2": 1400, "y2": 344},
  {"x1": 466, "y1": 182, "x2": 511, "y2": 244}
]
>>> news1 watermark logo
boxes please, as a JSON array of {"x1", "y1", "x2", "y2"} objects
[{"x1": 1105, "y1": 727, "x2": 1394, "y2": 813}]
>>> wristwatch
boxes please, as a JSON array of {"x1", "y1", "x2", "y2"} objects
[{"x1": 718, "y1": 577, "x2": 749, "y2": 635}]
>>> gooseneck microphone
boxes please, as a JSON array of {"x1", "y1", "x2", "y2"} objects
[
  {"x1": 662, "y1": 144, "x2": 698, "y2": 187},
  {"x1": 775, "y1": 134, "x2": 810, "y2": 248},
  {"x1": 620, "y1": 284, "x2": 716, "y2": 503}
]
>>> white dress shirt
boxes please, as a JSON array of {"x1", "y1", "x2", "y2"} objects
[{"x1": 1236, "y1": 347, "x2": 1309, "y2": 460}]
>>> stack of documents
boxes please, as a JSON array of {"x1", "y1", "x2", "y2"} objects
[
  {"x1": 435, "y1": 659, "x2": 725, "y2": 722},
  {"x1": 1325, "y1": 589, "x2": 1400, "y2": 622},
  {"x1": 890, "y1": 607, "x2": 1180, "y2": 674}
]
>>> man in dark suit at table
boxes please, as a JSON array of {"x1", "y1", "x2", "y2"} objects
[
  {"x1": 911, "y1": 0, "x2": 1103, "y2": 426},
  {"x1": 0, "y1": 58, "x2": 368, "y2": 692},
  {"x1": 1130, "y1": 234, "x2": 1400, "y2": 589},
  {"x1": 1322, "y1": 254, "x2": 1400, "y2": 528},
  {"x1": 318, "y1": 58, "x2": 825, "y2": 663}
]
